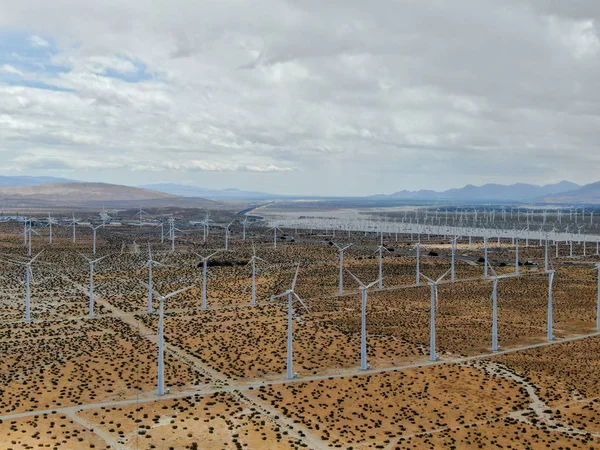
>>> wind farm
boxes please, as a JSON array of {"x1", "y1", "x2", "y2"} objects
[
  {"x1": 2, "y1": 197, "x2": 600, "y2": 449},
  {"x1": 3, "y1": 0, "x2": 600, "y2": 447}
]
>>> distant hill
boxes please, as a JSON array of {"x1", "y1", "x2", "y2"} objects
[
  {"x1": 372, "y1": 181, "x2": 580, "y2": 201},
  {"x1": 0, "y1": 175, "x2": 77, "y2": 187},
  {"x1": 0, "y1": 182, "x2": 220, "y2": 208},
  {"x1": 139, "y1": 183, "x2": 277, "y2": 199},
  {"x1": 540, "y1": 182, "x2": 600, "y2": 204}
]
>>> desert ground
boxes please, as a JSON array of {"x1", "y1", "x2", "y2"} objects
[{"x1": 1, "y1": 213, "x2": 600, "y2": 449}]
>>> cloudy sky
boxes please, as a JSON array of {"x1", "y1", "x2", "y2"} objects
[{"x1": 1, "y1": 1, "x2": 599, "y2": 196}]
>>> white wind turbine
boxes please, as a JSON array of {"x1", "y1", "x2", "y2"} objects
[
  {"x1": 68, "y1": 213, "x2": 79, "y2": 243},
  {"x1": 269, "y1": 225, "x2": 283, "y2": 249},
  {"x1": 224, "y1": 220, "x2": 235, "y2": 251},
  {"x1": 25, "y1": 220, "x2": 41, "y2": 257},
  {"x1": 487, "y1": 260, "x2": 518, "y2": 351},
  {"x1": 269, "y1": 264, "x2": 309, "y2": 379},
  {"x1": 142, "y1": 282, "x2": 193, "y2": 396},
  {"x1": 195, "y1": 250, "x2": 222, "y2": 310},
  {"x1": 1, "y1": 251, "x2": 44, "y2": 323},
  {"x1": 144, "y1": 244, "x2": 168, "y2": 313},
  {"x1": 137, "y1": 206, "x2": 149, "y2": 226},
  {"x1": 242, "y1": 218, "x2": 249, "y2": 241},
  {"x1": 450, "y1": 236, "x2": 458, "y2": 282},
  {"x1": 547, "y1": 268, "x2": 556, "y2": 341},
  {"x1": 46, "y1": 213, "x2": 58, "y2": 245},
  {"x1": 374, "y1": 235, "x2": 389, "y2": 290},
  {"x1": 155, "y1": 221, "x2": 165, "y2": 244},
  {"x1": 420, "y1": 269, "x2": 451, "y2": 361},
  {"x1": 332, "y1": 242, "x2": 352, "y2": 295},
  {"x1": 347, "y1": 271, "x2": 381, "y2": 370},
  {"x1": 483, "y1": 236, "x2": 489, "y2": 278},
  {"x1": 414, "y1": 243, "x2": 421, "y2": 287},
  {"x1": 80, "y1": 253, "x2": 110, "y2": 317},
  {"x1": 247, "y1": 243, "x2": 267, "y2": 307},
  {"x1": 87, "y1": 224, "x2": 104, "y2": 255}
]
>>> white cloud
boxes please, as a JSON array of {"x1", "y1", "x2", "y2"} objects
[
  {"x1": 0, "y1": 1, "x2": 599, "y2": 194},
  {"x1": 0, "y1": 64, "x2": 23, "y2": 76},
  {"x1": 28, "y1": 35, "x2": 49, "y2": 47}
]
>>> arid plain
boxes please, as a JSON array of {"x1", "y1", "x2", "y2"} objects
[{"x1": 1, "y1": 218, "x2": 600, "y2": 449}]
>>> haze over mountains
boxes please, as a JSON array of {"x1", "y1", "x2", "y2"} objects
[
  {"x1": 0, "y1": 182, "x2": 218, "y2": 209},
  {"x1": 372, "y1": 181, "x2": 581, "y2": 202},
  {"x1": 139, "y1": 183, "x2": 275, "y2": 200},
  {"x1": 3, "y1": 177, "x2": 600, "y2": 204}
]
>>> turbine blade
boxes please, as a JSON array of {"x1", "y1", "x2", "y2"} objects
[
  {"x1": 164, "y1": 285, "x2": 194, "y2": 300},
  {"x1": 270, "y1": 290, "x2": 291, "y2": 300},
  {"x1": 30, "y1": 250, "x2": 44, "y2": 264},
  {"x1": 345, "y1": 269, "x2": 365, "y2": 288},
  {"x1": 420, "y1": 273, "x2": 435, "y2": 285},
  {"x1": 291, "y1": 263, "x2": 300, "y2": 290},
  {"x1": 365, "y1": 278, "x2": 382, "y2": 289},
  {"x1": 436, "y1": 269, "x2": 452, "y2": 283},
  {"x1": 293, "y1": 292, "x2": 309, "y2": 312},
  {"x1": 139, "y1": 280, "x2": 164, "y2": 300}
]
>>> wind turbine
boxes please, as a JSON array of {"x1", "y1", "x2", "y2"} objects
[
  {"x1": 144, "y1": 245, "x2": 168, "y2": 313},
  {"x1": 69, "y1": 213, "x2": 79, "y2": 243},
  {"x1": 242, "y1": 218, "x2": 249, "y2": 241},
  {"x1": 46, "y1": 213, "x2": 58, "y2": 245},
  {"x1": 483, "y1": 236, "x2": 489, "y2": 278},
  {"x1": 414, "y1": 243, "x2": 421, "y2": 287},
  {"x1": 80, "y1": 253, "x2": 110, "y2": 318},
  {"x1": 269, "y1": 225, "x2": 283, "y2": 249},
  {"x1": 137, "y1": 206, "x2": 149, "y2": 226},
  {"x1": 142, "y1": 282, "x2": 193, "y2": 396},
  {"x1": 224, "y1": 220, "x2": 235, "y2": 251},
  {"x1": 374, "y1": 236, "x2": 389, "y2": 290},
  {"x1": 1, "y1": 251, "x2": 44, "y2": 322},
  {"x1": 25, "y1": 220, "x2": 41, "y2": 257},
  {"x1": 196, "y1": 250, "x2": 222, "y2": 310},
  {"x1": 450, "y1": 237, "x2": 458, "y2": 282},
  {"x1": 487, "y1": 261, "x2": 517, "y2": 351},
  {"x1": 247, "y1": 242, "x2": 267, "y2": 306},
  {"x1": 87, "y1": 224, "x2": 103, "y2": 255},
  {"x1": 269, "y1": 264, "x2": 308, "y2": 379},
  {"x1": 420, "y1": 269, "x2": 451, "y2": 361},
  {"x1": 347, "y1": 271, "x2": 381, "y2": 370},
  {"x1": 547, "y1": 269, "x2": 556, "y2": 341},
  {"x1": 332, "y1": 242, "x2": 352, "y2": 295}
]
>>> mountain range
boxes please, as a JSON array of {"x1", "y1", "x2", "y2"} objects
[
  {"x1": 2, "y1": 177, "x2": 600, "y2": 204},
  {"x1": 138, "y1": 183, "x2": 276, "y2": 199},
  {"x1": 372, "y1": 181, "x2": 581, "y2": 202},
  {"x1": 0, "y1": 182, "x2": 219, "y2": 209}
]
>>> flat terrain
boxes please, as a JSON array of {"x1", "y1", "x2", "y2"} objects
[{"x1": 1, "y1": 219, "x2": 600, "y2": 449}]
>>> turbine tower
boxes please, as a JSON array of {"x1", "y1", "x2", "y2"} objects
[
  {"x1": 80, "y1": 253, "x2": 110, "y2": 317},
  {"x1": 142, "y1": 283, "x2": 193, "y2": 396},
  {"x1": 195, "y1": 250, "x2": 222, "y2": 310},
  {"x1": 144, "y1": 244, "x2": 167, "y2": 313},
  {"x1": 374, "y1": 241, "x2": 389, "y2": 290},
  {"x1": 420, "y1": 269, "x2": 451, "y2": 361},
  {"x1": 1, "y1": 251, "x2": 44, "y2": 322},
  {"x1": 547, "y1": 269, "x2": 556, "y2": 341},
  {"x1": 269, "y1": 264, "x2": 309, "y2": 379},
  {"x1": 347, "y1": 271, "x2": 381, "y2": 370},
  {"x1": 332, "y1": 242, "x2": 352, "y2": 295},
  {"x1": 224, "y1": 220, "x2": 235, "y2": 251},
  {"x1": 269, "y1": 226, "x2": 283, "y2": 249},
  {"x1": 487, "y1": 261, "x2": 517, "y2": 351},
  {"x1": 247, "y1": 242, "x2": 267, "y2": 306},
  {"x1": 87, "y1": 224, "x2": 104, "y2": 255}
]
